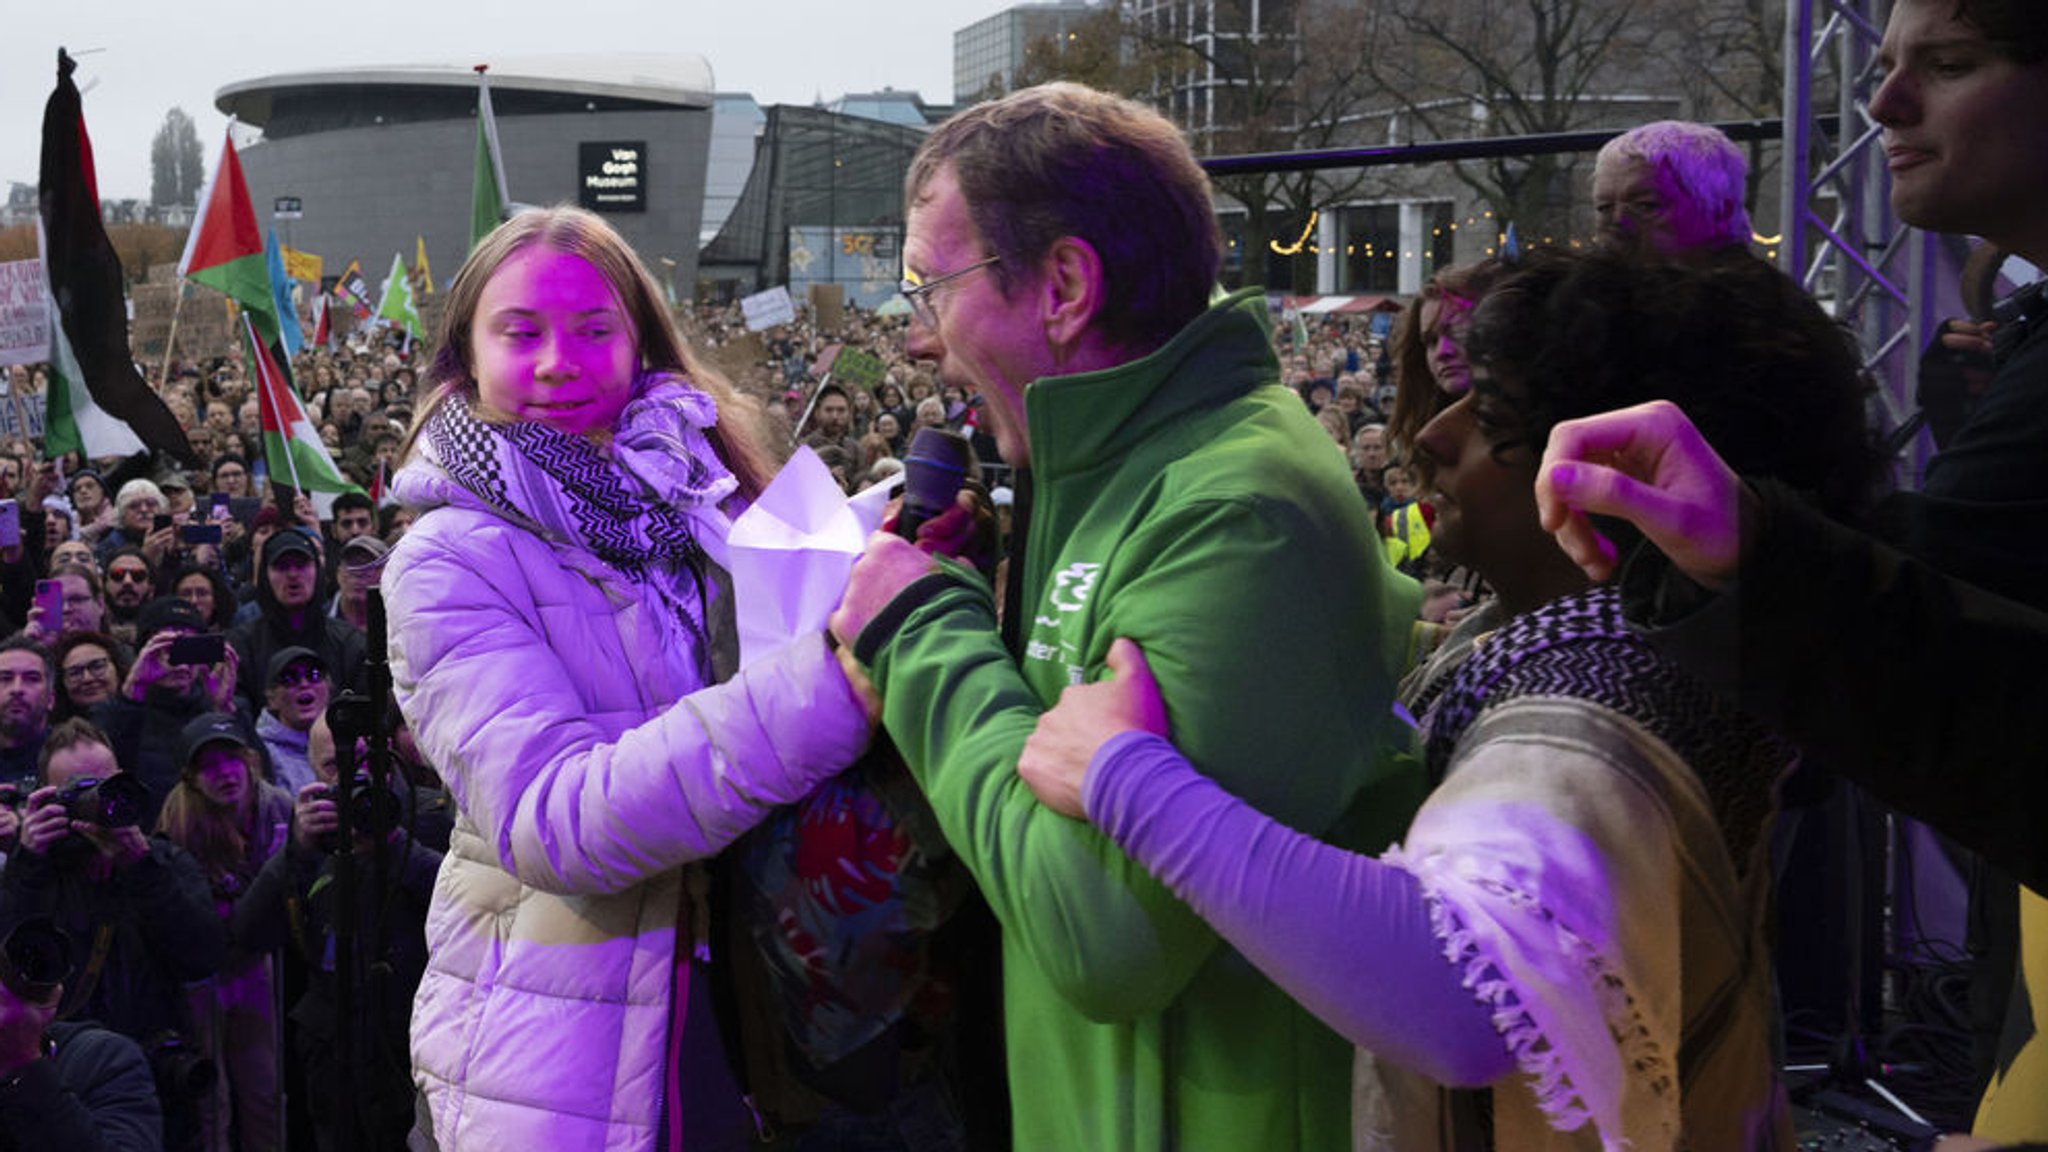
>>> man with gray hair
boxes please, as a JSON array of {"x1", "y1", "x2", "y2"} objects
[
  {"x1": 831, "y1": 81, "x2": 1419, "y2": 1150},
  {"x1": 1591, "y1": 119, "x2": 1754, "y2": 256}
]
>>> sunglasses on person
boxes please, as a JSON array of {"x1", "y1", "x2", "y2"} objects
[{"x1": 108, "y1": 569, "x2": 151, "y2": 585}]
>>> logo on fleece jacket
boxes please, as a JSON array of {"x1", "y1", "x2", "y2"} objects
[{"x1": 1029, "y1": 560, "x2": 1101, "y2": 683}]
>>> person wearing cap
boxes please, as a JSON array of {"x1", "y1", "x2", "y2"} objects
[
  {"x1": 93, "y1": 597, "x2": 242, "y2": 833},
  {"x1": 155, "y1": 712, "x2": 292, "y2": 1152},
  {"x1": 254, "y1": 648, "x2": 328, "y2": 795},
  {"x1": 233, "y1": 708, "x2": 443, "y2": 1152},
  {"x1": 328, "y1": 535, "x2": 387, "y2": 635},
  {"x1": 155, "y1": 472, "x2": 196, "y2": 522},
  {"x1": 228, "y1": 529, "x2": 365, "y2": 716},
  {"x1": 226, "y1": 506, "x2": 286, "y2": 602},
  {"x1": 0, "y1": 718, "x2": 223, "y2": 1151}
]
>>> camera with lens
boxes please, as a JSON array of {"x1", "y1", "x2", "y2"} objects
[
  {"x1": 55, "y1": 775, "x2": 150, "y2": 829},
  {"x1": 144, "y1": 1030, "x2": 217, "y2": 1101},
  {"x1": 0, "y1": 917, "x2": 74, "y2": 1003},
  {"x1": 315, "y1": 772, "x2": 404, "y2": 852}
]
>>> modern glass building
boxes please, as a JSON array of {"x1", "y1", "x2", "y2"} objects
[
  {"x1": 954, "y1": 1, "x2": 1106, "y2": 104},
  {"x1": 696, "y1": 103, "x2": 936, "y2": 308}
]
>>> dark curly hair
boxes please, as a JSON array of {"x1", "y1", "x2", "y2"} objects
[
  {"x1": 1462, "y1": 246, "x2": 1886, "y2": 522},
  {"x1": 1952, "y1": 0, "x2": 2047, "y2": 63}
]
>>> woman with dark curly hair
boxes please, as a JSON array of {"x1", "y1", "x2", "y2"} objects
[{"x1": 1018, "y1": 247, "x2": 1883, "y2": 1150}]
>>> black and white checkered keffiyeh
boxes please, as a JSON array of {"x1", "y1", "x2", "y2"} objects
[
  {"x1": 1415, "y1": 585, "x2": 1790, "y2": 871},
  {"x1": 414, "y1": 371, "x2": 738, "y2": 603}
]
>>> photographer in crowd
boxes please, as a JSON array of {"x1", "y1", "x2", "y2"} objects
[
  {"x1": 229, "y1": 531, "x2": 364, "y2": 716},
  {"x1": 0, "y1": 917, "x2": 162, "y2": 1152},
  {"x1": 234, "y1": 711, "x2": 440, "y2": 1152},
  {"x1": 0, "y1": 717, "x2": 223, "y2": 1150},
  {"x1": 93, "y1": 599, "x2": 242, "y2": 833},
  {"x1": 155, "y1": 714, "x2": 292, "y2": 1152}
]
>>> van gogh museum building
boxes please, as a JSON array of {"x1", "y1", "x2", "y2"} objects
[{"x1": 215, "y1": 55, "x2": 939, "y2": 308}]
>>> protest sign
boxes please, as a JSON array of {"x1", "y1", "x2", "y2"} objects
[{"x1": 0, "y1": 261, "x2": 49, "y2": 368}]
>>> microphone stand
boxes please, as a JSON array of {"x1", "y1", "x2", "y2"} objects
[{"x1": 324, "y1": 586, "x2": 399, "y2": 1152}]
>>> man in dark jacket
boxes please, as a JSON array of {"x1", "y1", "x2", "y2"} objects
[
  {"x1": 229, "y1": 529, "x2": 366, "y2": 713},
  {"x1": 91, "y1": 598, "x2": 244, "y2": 832},
  {"x1": 0, "y1": 718, "x2": 222, "y2": 1150},
  {"x1": 234, "y1": 712, "x2": 439, "y2": 1152},
  {"x1": 0, "y1": 640, "x2": 53, "y2": 797},
  {"x1": 1536, "y1": 2, "x2": 2048, "y2": 1134},
  {"x1": 0, "y1": 963, "x2": 162, "y2": 1152}
]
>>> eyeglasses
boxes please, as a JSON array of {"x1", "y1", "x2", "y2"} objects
[
  {"x1": 900, "y1": 255, "x2": 1000, "y2": 330},
  {"x1": 275, "y1": 666, "x2": 325, "y2": 687},
  {"x1": 108, "y1": 569, "x2": 151, "y2": 585},
  {"x1": 63, "y1": 657, "x2": 111, "y2": 684}
]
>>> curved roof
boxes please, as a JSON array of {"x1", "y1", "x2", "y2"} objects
[{"x1": 217, "y1": 53, "x2": 715, "y2": 126}]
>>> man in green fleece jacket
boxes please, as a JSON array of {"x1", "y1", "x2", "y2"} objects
[{"x1": 830, "y1": 82, "x2": 1424, "y2": 1150}]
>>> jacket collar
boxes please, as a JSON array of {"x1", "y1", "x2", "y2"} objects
[{"x1": 1024, "y1": 288, "x2": 1277, "y2": 478}]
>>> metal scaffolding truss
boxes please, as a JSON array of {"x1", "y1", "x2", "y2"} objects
[{"x1": 1779, "y1": 0, "x2": 1939, "y2": 476}]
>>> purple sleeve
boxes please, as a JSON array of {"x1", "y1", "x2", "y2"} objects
[{"x1": 1084, "y1": 732, "x2": 1515, "y2": 1087}]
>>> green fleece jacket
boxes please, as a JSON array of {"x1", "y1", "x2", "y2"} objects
[{"x1": 855, "y1": 289, "x2": 1425, "y2": 1149}]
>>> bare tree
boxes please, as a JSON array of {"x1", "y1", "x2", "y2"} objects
[
  {"x1": 1667, "y1": 0, "x2": 1789, "y2": 219},
  {"x1": 1360, "y1": 0, "x2": 1681, "y2": 241},
  {"x1": 149, "y1": 107, "x2": 205, "y2": 208},
  {"x1": 1014, "y1": 0, "x2": 1399, "y2": 293}
]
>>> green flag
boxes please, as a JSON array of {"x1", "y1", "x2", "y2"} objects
[
  {"x1": 471, "y1": 68, "x2": 507, "y2": 250},
  {"x1": 375, "y1": 253, "x2": 422, "y2": 341}
]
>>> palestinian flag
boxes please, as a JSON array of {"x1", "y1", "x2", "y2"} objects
[
  {"x1": 38, "y1": 49, "x2": 193, "y2": 464},
  {"x1": 180, "y1": 130, "x2": 283, "y2": 348},
  {"x1": 246, "y1": 313, "x2": 358, "y2": 498},
  {"x1": 369, "y1": 458, "x2": 400, "y2": 508},
  {"x1": 37, "y1": 227, "x2": 144, "y2": 461}
]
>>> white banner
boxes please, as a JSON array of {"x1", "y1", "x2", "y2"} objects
[
  {"x1": 0, "y1": 260, "x2": 49, "y2": 369},
  {"x1": 740, "y1": 285, "x2": 797, "y2": 332}
]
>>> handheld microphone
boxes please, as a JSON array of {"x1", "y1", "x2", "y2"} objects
[{"x1": 895, "y1": 427, "x2": 972, "y2": 540}]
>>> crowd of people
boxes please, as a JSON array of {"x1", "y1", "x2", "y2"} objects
[
  {"x1": 0, "y1": 327, "x2": 451, "y2": 1151},
  {"x1": 0, "y1": 2, "x2": 2042, "y2": 1148}
]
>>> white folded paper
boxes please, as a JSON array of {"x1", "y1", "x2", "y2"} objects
[{"x1": 727, "y1": 446, "x2": 895, "y2": 666}]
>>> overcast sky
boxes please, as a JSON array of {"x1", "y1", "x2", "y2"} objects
[{"x1": 5, "y1": 1, "x2": 1021, "y2": 202}]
